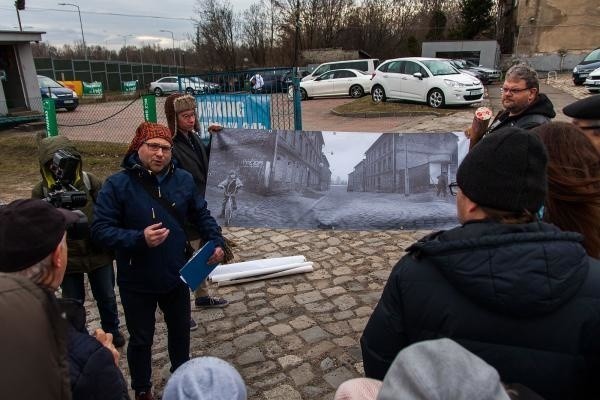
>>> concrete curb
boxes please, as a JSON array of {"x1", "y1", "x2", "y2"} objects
[{"x1": 330, "y1": 108, "x2": 449, "y2": 118}]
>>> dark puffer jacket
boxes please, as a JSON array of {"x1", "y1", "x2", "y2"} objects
[
  {"x1": 91, "y1": 153, "x2": 224, "y2": 293},
  {"x1": 361, "y1": 221, "x2": 600, "y2": 400},
  {"x1": 32, "y1": 136, "x2": 113, "y2": 274},
  {"x1": 59, "y1": 298, "x2": 129, "y2": 400},
  {"x1": 486, "y1": 93, "x2": 556, "y2": 134}
]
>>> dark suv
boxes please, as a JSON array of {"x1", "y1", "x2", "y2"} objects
[{"x1": 573, "y1": 48, "x2": 600, "y2": 85}]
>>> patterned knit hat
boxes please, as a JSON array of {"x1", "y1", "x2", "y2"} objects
[
  {"x1": 126, "y1": 122, "x2": 173, "y2": 155},
  {"x1": 164, "y1": 93, "x2": 199, "y2": 136}
]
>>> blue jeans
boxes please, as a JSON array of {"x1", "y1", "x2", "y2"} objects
[
  {"x1": 60, "y1": 264, "x2": 120, "y2": 334},
  {"x1": 119, "y1": 282, "x2": 191, "y2": 393}
]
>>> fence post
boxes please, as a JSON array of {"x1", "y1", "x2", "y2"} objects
[
  {"x1": 42, "y1": 98, "x2": 59, "y2": 137},
  {"x1": 142, "y1": 94, "x2": 157, "y2": 122},
  {"x1": 292, "y1": 69, "x2": 302, "y2": 131}
]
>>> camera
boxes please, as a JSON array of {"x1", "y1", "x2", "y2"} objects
[{"x1": 44, "y1": 149, "x2": 88, "y2": 239}]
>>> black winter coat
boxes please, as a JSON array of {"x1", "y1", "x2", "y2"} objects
[
  {"x1": 486, "y1": 93, "x2": 556, "y2": 134},
  {"x1": 361, "y1": 221, "x2": 600, "y2": 400},
  {"x1": 172, "y1": 130, "x2": 210, "y2": 195},
  {"x1": 60, "y1": 299, "x2": 129, "y2": 400}
]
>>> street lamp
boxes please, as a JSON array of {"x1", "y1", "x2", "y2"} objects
[
  {"x1": 160, "y1": 29, "x2": 176, "y2": 67},
  {"x1": 58, "y1": 2, "x2": 87, "y2": 60},
  {"x1": 118, "y1": 34, "x2": 133, "y2": 63}
]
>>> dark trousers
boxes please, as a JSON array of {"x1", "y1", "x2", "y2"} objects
[
  {"x1": 119, "y1": 282, "x2": 190, "y2": 393},
  {"x1": 61, "y1": 264, "x2": 120, "y2": 333}
]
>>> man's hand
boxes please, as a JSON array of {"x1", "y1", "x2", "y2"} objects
[
  {"x1": 207, "y1": 246, "x2": 224, "y2": 265},
  {"x1": 93, "y1": 328, "x2": 120, "y2": 366},
  {"x1": 144, "y1": 222, "x2": 169, "y2": 247},
  {"x1": 208, "y1": 124, "x2": 223, "y2": 133}
]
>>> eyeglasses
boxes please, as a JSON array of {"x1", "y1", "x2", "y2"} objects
[
  {"x1": 144, "y1": 142, "x2": 173, "y2": 153},
  {"x1": 500, "y1": 87, "x2": 530, "y2": 95},
  {"x1": 448, "y1": 182, "x2": 460, "y2": 196}
]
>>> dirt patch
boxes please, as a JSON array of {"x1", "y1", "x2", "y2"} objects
[
  {"x1": 331, "y1": 96, "x2": 462, "y2": 118},
  {"x1": 0, "y1": 131, "x2": 126, "y2": 203}
]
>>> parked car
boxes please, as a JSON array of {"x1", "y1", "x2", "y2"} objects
[
  {"x1": 37, "y1": 75, "x2": 78, "y2": 111},
  {"x1": 302, "y1": 59, "x2": 380, "y2": 82},
  {"x1": 370, "y1": 57, "x2": 484, "y2": 108},
  {"x1": 447, "y1": 60, "x2": 488, "y2": 83},
  {"x1": 449, "y1": 59, "x2": 501, "y2": 84},
  {"x1": 149, "y1": 76, "x2": 208, "y2": 96},
  {"x1": 584, "y1": 66, "x2": 600, "y2": 93},
  {"x1": 288, "y1": 69, "x2": 373, "y2": 100},
  {"x1": 573, "y1": 48, "x2": 600, "y2": 85}
]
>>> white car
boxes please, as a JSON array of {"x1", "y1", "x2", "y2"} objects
[
  {"x1": 370, "y1": 57, "x2": 484, "y2": 108},
  {"x1": 584, "y1": 67, "x2": 600, "y2": 93},
  {"x1": 288, "y1": 69, "x2": 373, "y2": 100},
  {"x1": 149, "y1": 76, "x2": 210, "y2": 96}
]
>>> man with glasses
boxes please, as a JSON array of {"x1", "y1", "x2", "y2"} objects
[
  {"x1": 563, "y1": 94, "x2": 600, "y2": 153},
  {"x1": 91, "y1": 122, "x2": 225, "y2": 400},
  {"x1": 477, "y1": 64, "x2": 555, "y2": 143},
  {"x1": 361, "y1": 127, "x2": 600, "y2": 399}
]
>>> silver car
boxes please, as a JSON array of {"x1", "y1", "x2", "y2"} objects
[{"x1": 149, "y1": 76, "x2": 205, "y2": 96}]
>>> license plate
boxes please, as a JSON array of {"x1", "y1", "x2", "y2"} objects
[
  {"x1": 579, "y1": 73, "x2": 589, "y2": 77},
  {"x1": 471, "y1": 89, "x2": 483, "y2": 95},
  {"x1": 64, "y1": 100, "x2": 74, "y2": 104}
]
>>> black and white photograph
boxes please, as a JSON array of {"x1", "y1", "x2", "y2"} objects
[{"x1": 205, "y1": 128, "x2": 464, "y2": 230}]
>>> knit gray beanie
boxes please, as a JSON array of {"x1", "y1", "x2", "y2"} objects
[
  {"x1": 163, "y1": 357, "x2": 247, "y2": 400},
  {"x1": 377, "y1": 339, "x2": 511, "y2": 400}
]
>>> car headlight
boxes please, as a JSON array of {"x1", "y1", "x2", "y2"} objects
[
  {"x1": 444, "y1": 79, "x2": 464, "y2": 88},
  {"x1": 50, "y1": 92, "x2": 58, "y2": 99},
  {"x1": 72, "y1": 91, "x2": 78, "y2": 98},
  {"x1": 573, "y1": 66, "x2": 578, "y2": 73}
]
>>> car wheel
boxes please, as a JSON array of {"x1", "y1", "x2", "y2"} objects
[
  {"x1": 427, "y1": 89, "x2": 445, "y2": 108},
  {"x1": 350, "y1": 85, "x2": 364, "y2": 98},
  {"x1": 153, "y1": 87, "x2": 163, "y2": 97},
  {"x1": 371, "y1": 86, "x2": 386, "y2": 103},
  {"x1": 65, "y1": 106, "x2": 77, "y2": 112},
  {"x1": 300, "y1": 88, "x2": 308, "y2": 101},
  {"x1": 185, "y1": 87, "x2": 195, "y2": 95}
]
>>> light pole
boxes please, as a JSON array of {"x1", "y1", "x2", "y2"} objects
[
  {"x1": 58, "y1": 2, "x2": 87, "y2": 60},
  {"x1": 160, "y1": 29, "x2": 176, "y2": 67},
  {"x1": 118, "y1": 34, "x2": 133, "y2": 63}
]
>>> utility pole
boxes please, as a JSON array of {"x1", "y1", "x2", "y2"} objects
[
  {"x1": 58, "y1": 3, "x2": 87, "y2": 59},
  {"x1": 160, "y1": 30, "x2": 176, "y2": 67}
]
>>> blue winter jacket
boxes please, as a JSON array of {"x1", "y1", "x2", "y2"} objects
[{"x1": 91, "y1": 154, "x2": 224, "y2": 293}]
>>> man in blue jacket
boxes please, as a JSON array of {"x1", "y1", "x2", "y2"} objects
[
  {"x1": 91, "y1": 122, "x2": 225, "y2": 400},
  {"x1": 360, "y1": 127, "x2": 600, "y2": 400}
]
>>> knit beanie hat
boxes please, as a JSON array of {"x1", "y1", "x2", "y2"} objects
[
  {"x1": 126, "y1": 122, "x2": 173, "y2": 156},
  {"x1": 165, "y1": 93, "x2": 200, "y2": 136},
  {"x1": 377, "y1": 339, "x2": 510, "y2": 400},
  {"x1": 457, "y1": 127, "x2": 548, "y2": 212},
  {"x1": 163, "y1": 356, "x2": 247, "y2": 400}
]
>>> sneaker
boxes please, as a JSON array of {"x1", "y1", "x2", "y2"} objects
[
  {"x1": 195, "y1": 296, "x2": 229, "y2": 308},
  {"x1": 190, "y1": 317, "x2": 198, "y2": 331},
  {"x1": 111, "y1": 330, "x2": 126, "y2": 348},
  {"x1": 135, "y1": 391, "x2": 154, "y2": 400}
]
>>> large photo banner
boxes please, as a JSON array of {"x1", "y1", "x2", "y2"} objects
[{"x1": 205, "y1": 129, "x2": 466, "y2": 230}]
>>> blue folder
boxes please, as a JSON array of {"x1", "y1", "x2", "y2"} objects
[{"x1": 179, "y1": 240, "x2": 220, "y2": 291}]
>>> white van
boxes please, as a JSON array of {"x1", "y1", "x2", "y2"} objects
[{"x1": 301, "y1": 59, "x2": 380, "y2": 82}]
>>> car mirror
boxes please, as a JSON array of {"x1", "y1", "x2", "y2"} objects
[
  {"x1": 413, "y1": 72, "x2": 423, "y2": 80},
  {"x1": 315, "y1": 77, "x2": 322, "y2": 81}
]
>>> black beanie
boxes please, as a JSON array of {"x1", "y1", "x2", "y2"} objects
[{"x1": 457, "y1": 127, "x2": 548, "y2": 212}]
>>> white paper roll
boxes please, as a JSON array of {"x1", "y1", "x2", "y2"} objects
[
  {"x1": 216, "y1": 265, "x2": 314, "y2": 286},
  {"x1": 210, "y1": 261, "x2": 313, "y2": 283}
]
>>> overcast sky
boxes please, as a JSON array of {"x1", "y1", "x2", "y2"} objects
[
  {"x1": 322, "y1": 131, "x2": 380, "y2": 182},
  {"x1": 0, "y1": 0, "x2": 254, "y2": 50}
]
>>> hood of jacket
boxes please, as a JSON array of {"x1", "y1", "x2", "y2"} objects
[
  {"x1": 38, "y1": 136, "x2": 83, "y2": 189},
  {"x1": 407, "y1": 221, "x2": 588, "y2": 317},
  {"x1": 518, "y1": 93, "x2": 556, "y2": 119}
]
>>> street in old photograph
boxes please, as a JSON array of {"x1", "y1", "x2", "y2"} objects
[{"x1": 205, "y1": 128, "x2": 460, "y2": 230}]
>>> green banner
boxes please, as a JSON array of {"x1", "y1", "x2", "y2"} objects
[
  {"x1": 83, "y1": 81, "x2": 103, "y2": 97},
  {"x1": 121, "y1": 80, "x2": 137, "y2": 93},
  {"x1": 42, "y1": 98, "x2": 59, "y2": 137},
  {"x1": 142, "y1": 95, "x2": 157, "y2": 122}
]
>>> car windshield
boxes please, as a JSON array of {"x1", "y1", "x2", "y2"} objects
[
  {"x1": 464, "y1": 60, "x2": 479, "y2": 67},
  {"x1": 38, "y1": 76, "x2": 63, "y2": 88},
  {"x1": 583, "y1": 49, "x2": 600, "y2": 62},
  {"x1": 189, "y1": 77, "x2": 206, "y2": 84},
  {"x1": 421, "y1": 60, "x2": 459, "y2": 76},
  {"x1": 452, "y1": 60, "x2": 468, "y2": 68}
]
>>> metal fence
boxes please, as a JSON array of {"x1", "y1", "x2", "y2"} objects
[
  {"x1": 22, "y1": 68, "x2": 302, "y2": 146},
  {"x1": 34, "y1": 57, "x2": 185, "y2": 92}
]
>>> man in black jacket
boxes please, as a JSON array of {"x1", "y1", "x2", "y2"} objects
[
  {"x1": 0, "y1": 199, "x2": 129, "y2": 400},
  {"x1": 360, "y1": 128, "x2": 600, "y2": 400},
  {"x1": 484, "y1": 65, "x2": 555, "y2": 136}
]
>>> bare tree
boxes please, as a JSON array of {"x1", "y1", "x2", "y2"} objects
[
  {"x1": 243, "y1": 3, "x2": 268, "y2": 65},
  {"x1": 194, "y1": 0, "x2": 239, "y2": 70}
]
